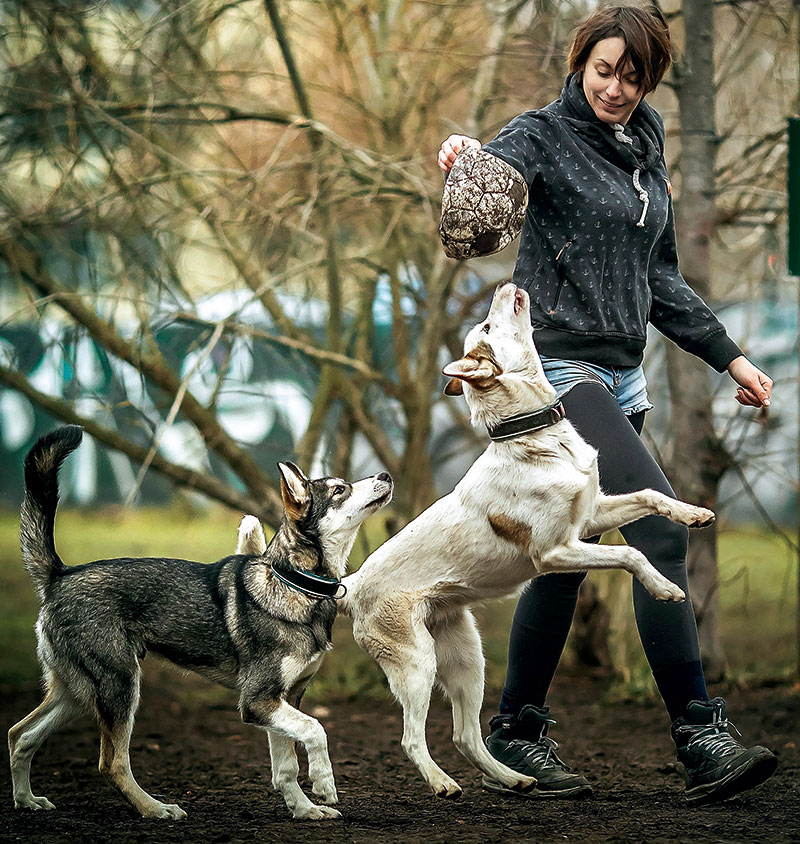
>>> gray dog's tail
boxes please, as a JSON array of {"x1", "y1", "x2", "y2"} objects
[{"x1": 20, "y1": 425, "x2": 83, "y2": 599}]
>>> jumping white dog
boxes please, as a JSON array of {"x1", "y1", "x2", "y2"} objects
[{"x1": 240, "y1": 282, "x2": 714, "y2": 799}]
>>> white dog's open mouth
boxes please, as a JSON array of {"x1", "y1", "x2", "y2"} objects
[{"x1": 513, "y1": 288, "x2": 526, "y2": 315}]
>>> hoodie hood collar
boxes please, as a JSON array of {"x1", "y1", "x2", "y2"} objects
[{"x1": 558, "y1": 72, "x2": 663, "y2": 173}]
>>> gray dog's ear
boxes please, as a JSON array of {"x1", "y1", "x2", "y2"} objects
[
  {"x1": 442, "y1": 358, "x2": 496, "y2": 394},
  {"x1": 281, "y1": 461, "x2": 308, "y2": 482},
  {"x1": 277, "y1": 462, "x2": 309, "y2": 519}
]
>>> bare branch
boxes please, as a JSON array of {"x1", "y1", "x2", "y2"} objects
[
  {"x1": 0, "y1": 361, "x2": 281, "y2": 526},
  {"x1": 168, "y1": 312, "x2": 401, "y2": 394},
  {"x1": 1, "y1": 238, "x2": 281, "y2": 510}
]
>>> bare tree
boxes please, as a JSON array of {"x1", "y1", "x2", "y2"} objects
[
  {"x1": 0, "y1": 0, "x2": 536, "y2": 527},
  {"x1": 657, "y1": 0, "x2": 796, "y2": 681}
]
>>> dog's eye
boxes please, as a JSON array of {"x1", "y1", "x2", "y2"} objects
[
  {"x1": 333, "y1": 485, "x2": 346, "y2": 495},
  {"x1": 482, "y1": 323, "x2": 490, "y2": 334}
]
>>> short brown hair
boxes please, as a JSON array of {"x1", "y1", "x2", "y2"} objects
[{"x1": 567, "y1": 5, "x2": 671, "y2": 95}]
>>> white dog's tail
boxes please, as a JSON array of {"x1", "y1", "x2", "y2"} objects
[
  {"x1": 236, "y1": 515, "x2": 267, "y2": 555},
  {"x1": 235, "y1": 514, "x2": 360, "y2": 616}
]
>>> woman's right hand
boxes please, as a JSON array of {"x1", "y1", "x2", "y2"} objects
[{"x1": 438, "y1": 134, "x2": 481, "y2": 173}]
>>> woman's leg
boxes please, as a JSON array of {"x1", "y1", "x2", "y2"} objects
[
  {"x1": 498, "y1": 381, "x2": 708, "y2": 720},
  {"x1": 499, "y1": 570, "x2": 587, "y2": 714},
  {"x1": 493, "y1": 382, "x2": 776, "y2": 802},
  {"x1": 562, "y1": 382, "x2": 709, "y2": 720}
]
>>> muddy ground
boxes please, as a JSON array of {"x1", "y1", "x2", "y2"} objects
[{"x1": 1, "y1": 667, "x2": 798, "y2": 844}]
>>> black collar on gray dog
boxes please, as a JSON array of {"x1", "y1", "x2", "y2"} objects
[
  {"x1": 487, "y1": 401, "x2": 566, "y2": 442},
  {"x1": 270, "y1": 565, "x2": 347, "y2": 600}
]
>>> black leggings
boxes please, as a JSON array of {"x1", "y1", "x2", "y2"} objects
[{"x1": 499, "y1": 381, "x2": 709, "y2": 721}]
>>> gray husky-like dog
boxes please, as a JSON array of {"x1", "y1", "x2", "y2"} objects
[{"x1": 9, "y1": 426, "x2": 392, "y2": 821}]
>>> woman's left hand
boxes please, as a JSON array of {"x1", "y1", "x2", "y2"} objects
[{"x1": 726, "y1": 355, "x2": 772, "y2": 407}]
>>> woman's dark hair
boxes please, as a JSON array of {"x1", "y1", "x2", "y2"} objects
[{"x1": 567, "y1": 5, "x2": 671, "y2": 94}]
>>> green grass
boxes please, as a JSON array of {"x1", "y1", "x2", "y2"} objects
[{"x1": 1, "y1": 509, "x2": 796, "y2": 705}]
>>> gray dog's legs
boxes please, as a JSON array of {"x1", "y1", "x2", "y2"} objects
[
  {"x1": 268, "y1": 732, "x2": 340, "y2": 820},
  {"x1": 9, "y1": 681, "x2": 80, "y2": 811},
  {"x1": 98, "y1": 715, "x2": 187, "y2": 819},
  {"x1": 241, "y1": 695, "x2": 340, "y2": 820},
  {"x1": 93, "y1": 663, "x2": 186, "y2": 819}
]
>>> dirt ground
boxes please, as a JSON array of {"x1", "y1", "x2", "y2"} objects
[{"x1": 1, "y1": 667, "x2": 798, "y2": 844}]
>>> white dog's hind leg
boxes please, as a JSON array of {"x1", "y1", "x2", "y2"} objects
[
  {"x1": 268, "y1": 732, "x2": 341, "y2": 820},
  {"x1": 434, "y1": 609, "x2": 536, "y2": 793},
  {"x1": 236, "y1": 515, "x2": 267, "y2": 555},
  {"x1": 540, "y1": 542, "x2": 685, "y2": 602},
  {"x1": 373, "y1": 623, "x2": 462, "y2": 798}
]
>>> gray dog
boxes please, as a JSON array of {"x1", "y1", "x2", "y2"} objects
[{"x1": 9, "y1": 426, "x2": 392, "y2": 820}]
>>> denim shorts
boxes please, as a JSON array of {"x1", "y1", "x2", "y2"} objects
[{"x1": 540, "y1": 355, "x2": 653, "y2": 416}]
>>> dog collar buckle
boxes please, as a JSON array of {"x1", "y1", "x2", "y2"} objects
[
  {"x1": 487, "y1": 402, "x2": 566, "y2": 442},
  {"x1": 270, "y1": 564, "x2": 348, "y2": 600}
]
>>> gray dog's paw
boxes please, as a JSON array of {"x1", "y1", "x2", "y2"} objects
[{"x1": 440, "y1": 148, "x2": 528, "y2": 259}]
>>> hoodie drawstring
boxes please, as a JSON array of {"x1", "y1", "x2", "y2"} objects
[
  {"x1": 613, "y1": 123, "x2": 649, "y2": 227},
  {"x1": 631, "y1": 169, "x2": 649, "y2": 227}
]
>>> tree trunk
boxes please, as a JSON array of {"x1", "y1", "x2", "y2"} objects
[
  {"x1": 572, "y1": 579, "x2": 615, "y2": 674},
  {"x1": 667, "y1": 0, "x2": 728, "y2": 681}
]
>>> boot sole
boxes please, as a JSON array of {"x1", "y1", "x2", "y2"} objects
[
  {"x1": 685, "y1": 751, "x2": 777, "y2": 805},
  {"x1": 482, "y1": 775, "x2": 593, "y2": 799}
]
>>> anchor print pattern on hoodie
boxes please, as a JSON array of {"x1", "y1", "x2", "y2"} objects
[{"x1": 480, "y1": 73, "x2": 742, "y2": 372}]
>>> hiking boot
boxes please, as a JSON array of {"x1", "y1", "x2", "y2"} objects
[
  {"x1": 671, "y1": 697, "x2": 777, "y2": 804},
  {"x1": 483, "y1": 704, "x2": 593, "y2": 798}
]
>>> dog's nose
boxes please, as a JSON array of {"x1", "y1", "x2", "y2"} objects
[{"x1": 377, "y1": 472, "x2": 392, "y2": 483}]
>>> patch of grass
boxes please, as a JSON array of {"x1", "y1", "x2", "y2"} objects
[
  {"x1": 717, "y1": 527, "x2": 797, "y2": 680},
  {"x1": 1, "y1": 509, "x2": 796, "y2": 704}
]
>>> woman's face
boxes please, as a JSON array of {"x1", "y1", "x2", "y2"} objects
[{"x1": 581, "y1": 36, "x2": 643, "y2": 125}]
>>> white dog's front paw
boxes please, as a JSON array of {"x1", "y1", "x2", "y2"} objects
[
  {"x1": 141, "y1": 801, "x2": 187, "y2": 820},
  {"x1": 293, "y1": 803, "x2": 342, "y2": 820},
  {"x1": 15, "y1": 794, "x2": 56, "y2": 811},
  {"x1": 507, "y1": 774, "x2": 537, "y2": 793},
  {"x1": 669, "y1": 503, "x2": 715, "y2": 528},
  {"x1": 647, "y1": 576, "x2": 685, "y2": 603},
  {"x1": 685, "y1": 506, "x2": 715, "y2": 528}
]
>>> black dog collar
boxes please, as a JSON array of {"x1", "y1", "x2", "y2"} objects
[
  {"x1": 270, "y1": 564, "x2": 347, "y2": 600},
  {"x1": 487, "y1": 402, "x2": 566, "y2": 442}
]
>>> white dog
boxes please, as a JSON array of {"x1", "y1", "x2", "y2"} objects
[{"x1": 240, "y1": 282, "x2": 714, "y2": 799}]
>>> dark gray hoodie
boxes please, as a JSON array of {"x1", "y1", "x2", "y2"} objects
[{"x1": 481, "y1": 73, "x2": 742, "y2": 371}]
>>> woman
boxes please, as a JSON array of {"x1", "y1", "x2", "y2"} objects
[{"x1": 437, "y1": 5, "x2": 776, "y2": 804}]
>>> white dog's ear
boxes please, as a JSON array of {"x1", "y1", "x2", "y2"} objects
[
  {"x1": 278, "y1": 462, "x2": 309, "y2": 519},
  {"x1": 444, "y1": 377, "x2": 464, "y2": 396},
  {"x1": 442, "y1": 358, "x2": 496, "y2": 395}
]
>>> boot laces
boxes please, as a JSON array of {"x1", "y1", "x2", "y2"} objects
[
  {"x1": 520, "y1": 735, "x2": 565, "y2": 770},
  {"x1": 678, "y1": 708, "x2": 744, "y2": 758}
]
